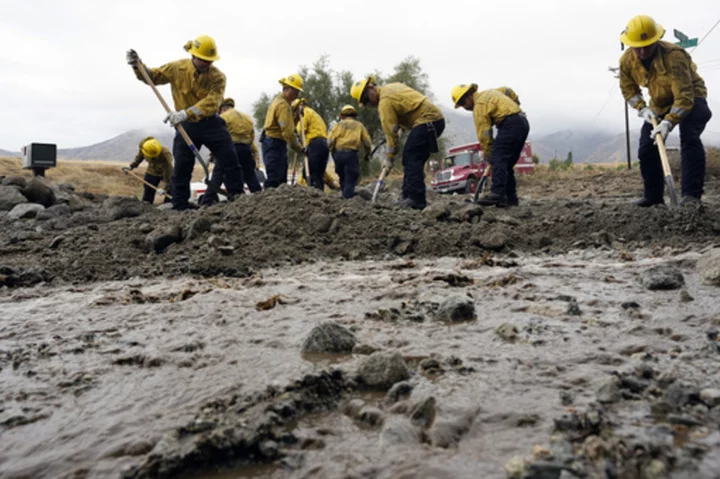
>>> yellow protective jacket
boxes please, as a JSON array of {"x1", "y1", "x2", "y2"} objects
[
  {"x1": 264, "y1": 94, "x2": 302, "y2": 152},
  {"x1": 221, "y1": 108, "x2": 261, "y2": 168},
  {"x1": 328, "y1": 118, "x2": 372, "y2": 154},
  {"x1": 130, "y1": 136, "x2": 173, "y2": 185},
  {"x1": 296, "y1": 107, "x2": 328, "y2": 144},
  {"x1": 134, "y1": 59, "x2": 225, "y2": 121},
  {"x1": 619, "y1": 41, "x2": 707, "y2": 125},
  {"x1": 472, "y1": 89, "x2": 523, "y2": 158},
  {"x1": 497, "y1": 86, "x2": 520, "y2": 105},
  {"x1": 377, "y1": 83, "x2": 444, "y2": 159}
]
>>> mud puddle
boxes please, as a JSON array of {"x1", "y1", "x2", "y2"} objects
[{"x1": 1, "y1": 248, "x2": 720, "y2": 478}]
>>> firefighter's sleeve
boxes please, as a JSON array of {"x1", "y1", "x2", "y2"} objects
[
  {"x1": 280, "y1": 105, "x2": 302, "y2": 152},
  {"x1": 666, "y1": 52, "x2": 696, "y2": 125},
  {"x1": 361, "y1": 125, "x2": 372, "y2": 153},
  {"x1": 327, "y1": 125, "x2": 338, "y2": 152},
  {"x1": 186, "y1": 74, "x2": 225, "y2": 121},
  {"x1": 133, "y1": 62, "x2": 173, "y2": 85},
  {"x1": 378, "y1": 101, "x2": 400, "y2": 159},
  {"x1": 130, "y1": 150, "x2": 144, "y2": 169},
  {"x1": 619, "y1": 63, "x2": 647, "y2": 111},
  {"x1": 473, "y1": 104, "x2": 494, "y2": 157},
  {"x1": 162, "y1": 152, "x2": 173, "y2": 186}
]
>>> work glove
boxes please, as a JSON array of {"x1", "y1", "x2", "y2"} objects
[
  {"x1": 126, "y1": 49, "x2": 139, "y2": 66},
  {"x1": 650, "y1": 119, "x2": 673, "y2": 144},
  {"x1": 301, "y1": 147, "x2": 308, "y2": 155},
  {"x1": 382, "y1": 156, "x2": 394, "y2": 170},
  {"x1": 164, "y1": 110, "x2": 188, "y2": 126},
  {"x1": 638, "y1": 107, "x2": 657, "y2": 124},
  {"x1": 157, "y1": 188, "x2": 165, "y2": 196}
]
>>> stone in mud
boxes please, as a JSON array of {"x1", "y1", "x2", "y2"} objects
[
  {"x1": 596, "y1": 376, "x2": 622, "y2": 404},
  {"x1": 665, "y1": 381, "x2": 698, "y2": 409},
  {"x1": 358, "y1": 406, "x2": 385, "y2": 428},
  {"x1": 423, "y1": 203, "x2": 450, "y2": 221},
  {"x1": 183, "y1": 216, "x2": 213, "y2": 240},
  {"x1": 496, "y1": 322, "x2": 518, "y2": 341},
  {"x1": 258, "y1": 440, "x2": 279, "y2": 459},
  {"x1": 309, "y1": 213, "x2": 333, "y2": 234},
  {"x1": 698, "y1": 248, "x2": 720, "y2": 286},
  {"x1": 386, "y1": 381, "x2": 414, "y2": 405},
  {"x1": 0, "y1": 185, "x2": 28, "y2": 211},
  {"x1": 700, "y1": 388, "x2": 720, "y2": 408},
  {"x1": 352, "y1": 343, "x2": 379, "y2": 355},
  {"x1": 342, "y1": 398, "x2": 366, "y2": 419},
  {"x1": 147, "y1": 226, "x2": 183, "y2": 254},
  {"x1": 566, "y1": 298, "x2": 581, "y2": 316},
  {"x1": 476, "y1": 231, "x2": 508, "y2": 251},
  {"x1": 639, "y1": 265, "x2": 685, "y2": 290},
  {"x1": 36, "y1": 203, "x2": 71, "y2": 221},
  {"x1": 7, "y1": 203, "x2": 44, "y2": 220},
  {"x1": 451, "y1": 204, "x2": 484, "y2": 223},
  {"x1": 410, "y1": 396, "x2": 436, "y2": 429},
  {"x1": 56, "y1": 191, "x2": 90, "y2": 212},
  {"x1": 356, "y1": 189, "x2": 372, "y2": 201},
  {"x1": 2, "y1": 176, "x2": 27, "y2": 188},
  {"x1": 22, "y1": 177, "x2": 57, "y2": 207},
  {"x1": 379, "y1": 417, "x2": 421, "y2": 447},
  {"x1": 301, "y1": 322, "x2": 357, "y2": 354},
  {"x1": 357, "y1": 351, "x2": 410, "y2": 389},
  {"x1": 434, "y1": 295, "x2": 476, "y2": 323},
  {"x1": 428, "y1": 411, "x2": 475, "y2": 448},
  {"x1": 504, "y1": 455, "x2": 528, "y2": 479},
  {"x1": 103, "y1": 196, "x2": 146, "y2": 221}
]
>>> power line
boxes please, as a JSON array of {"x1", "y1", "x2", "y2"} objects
[{"x1": 690, "y1": 17, "x2": 720, "y2": 53}]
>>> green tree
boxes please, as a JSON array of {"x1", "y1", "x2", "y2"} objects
[
  {"x1": 251, "y1": 93, "x2": 272, "y2": 133},
  {"x1": 562, "y1": 151, "x2": 574, "y2": 170},
  {"x1": 548, "y1": 158, "x2": 561, "y2": 171},
  {"x1": 532, "y1": 153, "x2": 540, "y2": 165}
]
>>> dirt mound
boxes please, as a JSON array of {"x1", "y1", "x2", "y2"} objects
[{"x1": 1, "y1": 184, "x2": 719, "y2": 287}]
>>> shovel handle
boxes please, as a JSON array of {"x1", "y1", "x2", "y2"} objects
[
  {"x1": 121, "y1": 166, "x2": 173, "y2": 200},
  {"x1": 651, "y1": 117, "x2": 679, "y2": 207}
]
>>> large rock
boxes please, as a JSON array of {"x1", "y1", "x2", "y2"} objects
[
  {"x1": 700, "y1": 388, "x2": 720, "y2": 408},
  {"x1": 183, "y1": 216, "x2": 213, "y2": 240},
  {"x1": 22, "y1": 177, "x2": 57, "y2": 207},
  {"x1": 301, "y1": 322, "x2": 357, "y2": 354},
  {"x1": 2, "y1": 176, "x2": 27, "y2": 188},
  {"x1": 357, "y1": 351, "x2": 410, "y2": 389},
  {"x1": 475, "y1": 231, "x2": 508, "y2": 251},
  {"x1": 0, "y1": 185, "x2": 28, "y2": 211},
  {"x1": 423, "y1": 203, "x2": 450, "y2": 221},
  {"x1": 8, "y1": 203, "x2": 45, "y2": 220},
  {"x1": 103, "y1": 196, "x2": 145, "y2": 221},
  {"x1": 36, "y1": 203, "x2": 72, "y2": 221},
  {"x1": 147, "y1": 226, "x2": 183, "y2": 254},
  {"x1": 434, "y1": 295, "x2": 476, "y2": 323},
  {"x1": 698, "y1": 249, "x2": 720, "y2": 287},
  {"x1": 450, "y1": 204, "x2": 484, "y2": 223},
  {"x1": 640, "y1": 265, "x2": 685, "y2": 291},
  {"x1": 56, "y1": 191, "x2": 90, "y2": 212},
  {"x1": 379, "y1": 418, "x2": 421, "y2": 447}
]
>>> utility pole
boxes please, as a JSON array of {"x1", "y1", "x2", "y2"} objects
[{"x1": 609, "y1": 64, "x2": 632, "y2": 169}]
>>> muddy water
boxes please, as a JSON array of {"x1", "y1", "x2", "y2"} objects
[{"x1": 1, "y1": 249, "x2": 719, "y2": 478}]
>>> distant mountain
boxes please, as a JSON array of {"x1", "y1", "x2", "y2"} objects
[
  {"x1": 57, "y1": 129, "x2": 178, "y2": 162},
  {"x1": 0, "y1": 148, "x2": 18, "y2": 157}
]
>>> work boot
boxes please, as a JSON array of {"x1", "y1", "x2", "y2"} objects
[
  {"x1": 680, "y1": 195, "x2": 701, "y2": 207},
  {"x1": 476, "y1": 193, "x2": 507, "y2": 207},
  {"x1": 396, "y1": 198, "x2": 427, "y2": 210},
  {"x1": 633, "y1": 197, "x2": 664, "y2": 207},
  {"x1": 507, "y1": 197, "x2": 519, "y2": 207}
]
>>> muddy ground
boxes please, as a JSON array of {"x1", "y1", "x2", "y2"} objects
[{"x1": 1, "y1": 170, "x2": 720, "y2": 479}]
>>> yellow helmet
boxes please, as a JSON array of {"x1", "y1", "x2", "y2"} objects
[
  {"x1": 291, "y1": 98, "x2": 307, "y2": 110},
  {"x1": 621, "y1": 15, "x2": 665, "y2": 48},
  {"x1": 451, "y1": 83, "x2": 478, "y2": 108},
  {"x1": 184, "y1": 35, "x2": 220, "y2": 62},
  {"x1": 221, "y1": 97, "x2": 235, "y2": 108},
  {"x1": 141, "y1": 138, "x2": 163, "y2": 158},
  {"x1": 279, "y1": 74, "x2": 304, "y2": 92},
  {"x1": 350, "y1": 76, "x2": 375, "y2": 105},
  {"x1": 340, "y1": 104, "x2": 357, "y2": 116}
]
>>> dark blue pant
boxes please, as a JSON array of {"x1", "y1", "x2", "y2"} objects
[
  {"x1": 262, "y1": 137, "x2": 288, "y2": 188},
  {"x1": 638, "y1": 98, "x2": 712, "y2": 200},
  {"x1": 142, "y1": 173, "x2": 171, "y2": 204},
  {"x1": 172, "y1": 115, "x2": 243, "y2": 209},
  {"x1": 402, "y1": 119, "x2": 445, "y2": 205},
  {"x1": 334, "y1": 150, "x2": 360, "y2": 199},
  {"x1": 237, "y1": 144, "x2": 262, "y2": 193},
  {"x1": 307, "y1": 138, "x2": 330, "y2": 190},
  {"x1": 489, "y1": 114, "x2": 530, "y2": 200}
]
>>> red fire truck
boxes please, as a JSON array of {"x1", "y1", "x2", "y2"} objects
[{"x1": 429, "y1": 142, "x2": 535, "y2": 195}]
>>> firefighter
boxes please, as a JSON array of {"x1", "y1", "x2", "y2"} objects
[
  {"x1": 262, "y1": 74, "x2": 304, "y2": 188},
  {"x1": 217, "y1": 97, "x2": 262, "y2": 193},
  {"x1": 451, "y1": 83, "x2": 530, "y2": 207},
  {"x1": 619, "y1": 15, "x2": 711, "y2": 207},
  {"x1": 128, "y1": 137, "x2": 173, "y2": 204},
  {"x1": 351, "y1": 76, "x2": 445, "y2": 210},
  {"x1": 327, "y1": 105, "x2": 372, "y2": 198},
  {"x1": 126, "y1": 35, "x2": 244, "y2": 210},
  {"x1": 292, "y1": 98, "x2": 330, "y2": 191}
]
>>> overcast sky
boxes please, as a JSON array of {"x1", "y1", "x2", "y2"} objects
[{"x1": 1, "y1": 0, "x2": 719, "y2": 149}]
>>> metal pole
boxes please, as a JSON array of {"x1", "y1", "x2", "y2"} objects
[{"x1": 621, "y1": 42, "x2": 632, "y2": 169}]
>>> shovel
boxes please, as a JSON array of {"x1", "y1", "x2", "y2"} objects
[
  {"x1": 122, "y1": 167, "x2": 173, "y2": 200},
  {"x1": 297, "y1": 110, "x2": 311, "y2": 184},
  {"x1": 651, "y1": 117, "x2": 679, "y2": 208},
  {"x1": 371, "y1": 128, "x2": 403, "y2": 203}
]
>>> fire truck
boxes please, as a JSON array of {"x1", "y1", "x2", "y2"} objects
[{"x1": 429, "y1": 142, "x2": 535, "y2": 195}]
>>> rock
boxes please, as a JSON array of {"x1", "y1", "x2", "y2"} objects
[
  {"x1": 301, "y1": 322, "x2": 357, "y2": 354},
  {"x1": 451, "y1": 204, "x2": 484, "y2": 223},
  {"x1": 379, "y1": 418, "x2": 421, "y2": 447},
  {"x1": 504, "y1": 455, "x2": 528, "y2": 479},
  {"x1": 356, "y1": 189, "x2": 372, "y2": 201},
  {"x1": 358, "y1": 406, "x2": 385, "y2": 428},
  {"x1": 386, "y1": 381, "x2": 414, "y2": 405},
  {"x1": 495, "y1": 322, "x2": 518, "y2": 341},
  {"x1": 352, "y1": 344, "x2": 379, "y2": 355},
  {"x1": 357, "y1": 351, "x2": 410, "y2": 390},
  {"x1": 476, "y1": 231, "x2": 508, "y2": 251},
  {"x1": 700, "y1": 388, "x2": 720, "y2": 408},
  {"x1": 665, "y1": 382, "x2": 697, "y2": 409},
  {"x1": 102, "y1": 196, "x2": 146, "y2": 221},
  {"x1": 7, "y1": 203, "x2": 44, "y2": 220},
  {"x1": 639, "y1": 265, "x2": 685, "y2": 291},
  {"x1": 342, "y1": 399, "x2": 366, "y2": 419},
  {"x1": 49, "y1": 236, "x2": 63, "y2": 250},
  {"x1": 410, "y1": 397, "x2": 436, "y2": 429},
  {"x1": 679, "y1": 289, "x2": 694, "y2": 302},
  {"x1": 423, "y1": 203, "x2": 450, "y2": 221},
  {"x1": 56, "y1": 192, "x2": 90, "y2": 212},
  {"x1": 566, "y1": 298, "x2": 581, "y2": 316},
  {"x1": 643, "y1": 460, "x2": 666, "y2": 479},
  {"x1": 2, "y1": 176, "x2": 27, "y2": 188},
  {"x1": 428, "y1": 411, "x2": 475, "y2": 448},
  {"x1": 258, "y1": 440, "x2": 279, "y2": 459},
  {"x1": 434, "y1": 295, "x2": 476, "y2": 323},
  {"x1": 147, "y1": 226, "x2": 183, "y2": 254},
  {"x1": 36, "y1": 203, "x2": 71, "y2": 221},
  {"x1": 698, "y1": 249, "x2": 720, "y2": 286},
  {"x1": 183, "y1": 216, "x2": 213, "y2": 240},
  {"x1": 0, "y1": 185, "x2": 28, "y2": 211},
  {"x1": 309, "y1": 213, "x2": 333, "y2": 234},
  {"x1": 22, "y1": 177, "x2": 56, "y2": 207},
  {"x1": 596, "y1": 376, "x2": 622, "y2": 404}
]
